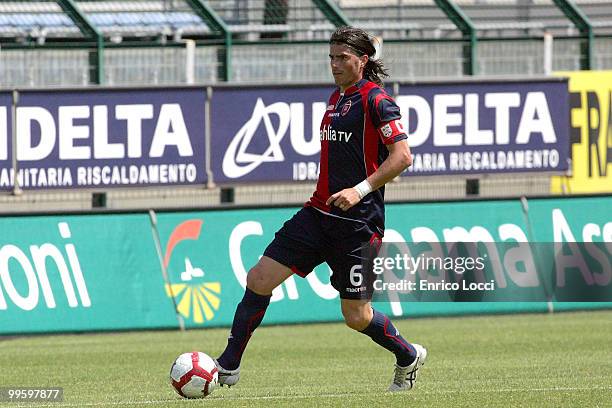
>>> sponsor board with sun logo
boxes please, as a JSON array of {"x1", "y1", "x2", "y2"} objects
[{"x1": 162, "y1": 220, "x2": 221, "y2": 325}]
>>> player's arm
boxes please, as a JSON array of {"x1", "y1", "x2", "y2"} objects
[
  {"x1": 326, "y1": 139, "x2": 411, "y2": 211},
  {"x1": 367, "y1": 139, "x2": 412, "y2": 190}
]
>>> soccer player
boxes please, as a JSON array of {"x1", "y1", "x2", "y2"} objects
[{"x1": 214, "y1": 26, "x2": 427, "y2": 392}]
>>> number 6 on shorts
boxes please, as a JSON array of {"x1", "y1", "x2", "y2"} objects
[{"x1": 350, "y1": 265, "x2": 363, "y2": 287}]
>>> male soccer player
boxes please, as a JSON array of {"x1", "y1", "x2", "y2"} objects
[{"x1": 214, "y1": 26, "x2": 427, "y2": 392}]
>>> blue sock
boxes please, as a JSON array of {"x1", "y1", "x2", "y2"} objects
[
  {"x1": 217, "y1": 288, "x2": 271, "y2": 370},
  {"x1": 360, "y1": 309, "x2": 417, "y2": 367}
]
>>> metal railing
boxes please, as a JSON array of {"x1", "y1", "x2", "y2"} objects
[{"x1": 4, "y1": 33, "x2": 612, "y2": 87}]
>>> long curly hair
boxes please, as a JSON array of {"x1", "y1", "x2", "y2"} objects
[{"x1": 329, "y1": 26, "x2": 389, "y2": 87}]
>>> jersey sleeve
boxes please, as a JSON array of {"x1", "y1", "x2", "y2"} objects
[{"x1": 369, "y1": 91, "x2": 408, "y2": 145}]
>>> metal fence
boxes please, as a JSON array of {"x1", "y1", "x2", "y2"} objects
[
  {"x1": 2, "y1": 0, "x2": 612, "y2": 87},
  {"x1": 0, "y1": 48, "x2": 91, "y2": 87},
  {"x1": 384, "y1": 40, "x2": 466, "y2": 79},
  {"x1": 4, "y1": 34, "x2": 612, "y2": 87},
  {"x1": 594, "y1": 36, "x2": 612, "y2": 68}
]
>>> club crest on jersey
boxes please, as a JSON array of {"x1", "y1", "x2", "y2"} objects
[{"x1": 341, "y1": 100, "x2": 352, "y2": 116}]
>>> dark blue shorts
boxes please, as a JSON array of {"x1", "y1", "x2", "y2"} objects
[{"x1": 263, "y1": 206, "x2": 382, "y2": 299}]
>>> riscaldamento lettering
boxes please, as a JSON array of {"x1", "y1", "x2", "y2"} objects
[{"x1": 0, "y1": 164, "x2": 198, "y2": 188}]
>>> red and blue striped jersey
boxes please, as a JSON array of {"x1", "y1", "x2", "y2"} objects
[{"x1": 307, "y1": 79, "x2": 407, "y2": 231}]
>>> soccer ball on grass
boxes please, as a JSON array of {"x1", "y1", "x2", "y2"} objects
[{"x1": 169, "y1": 352, "x2": 218, "y2": 398}]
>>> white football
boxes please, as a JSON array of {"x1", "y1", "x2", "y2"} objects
[{"x1": 169, "y1": 352, "x2": 219, "y2": 398}]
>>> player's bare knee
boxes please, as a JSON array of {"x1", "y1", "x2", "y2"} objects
[
  {"x1": 246, "y1": 263, "x2": 271, "y2": 294},
  {"x1": 342, "y1": 308, "x2": 370, "y2": 331}
]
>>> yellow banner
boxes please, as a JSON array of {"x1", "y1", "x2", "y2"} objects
[{"x1": 551, "y1": 71, "x2": 612, "y2": 193}]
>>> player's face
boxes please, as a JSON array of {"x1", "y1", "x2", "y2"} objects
[{"x1": 329, "y1": 43, "x2": 367, "y2": 91}]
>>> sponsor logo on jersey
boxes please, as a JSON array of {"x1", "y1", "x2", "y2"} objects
[{"x1": 320, "y1": 125, "x2": 353, "y2": 142}]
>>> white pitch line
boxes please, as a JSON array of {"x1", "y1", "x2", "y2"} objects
[{"x1": 11, "y1": 386, "x2": 612, "y2": 408}]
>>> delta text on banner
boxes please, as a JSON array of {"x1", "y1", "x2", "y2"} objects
[
  {"x1": 0, "y1": 88, "x2": 207, "y2": 190},
  {"x1": 211, "y1": 79, "x2": 569, "y2": 183}
]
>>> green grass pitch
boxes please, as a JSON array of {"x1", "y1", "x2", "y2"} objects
[{"x1": 1, "y1": 310, "x2": 611, "y2": 407}]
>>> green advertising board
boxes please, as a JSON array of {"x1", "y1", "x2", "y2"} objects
[
  {"x1": 1, "y1": 196, "x2": 610, "y2": 334},
  {"x1": 0, "y1": 214, "x2": 178, "y2": 333}
]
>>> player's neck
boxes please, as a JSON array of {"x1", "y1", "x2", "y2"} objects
[{"x1": 339, "y1": 77, "x2": 363, "y2": 93}]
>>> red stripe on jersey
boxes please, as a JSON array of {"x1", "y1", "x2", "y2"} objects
[
  {"x1": 360, "y1": 83, "x2": 381, "y2": 177},
  {"x1": 310, "y1": 90, "x2": 341, "y2": 211},
  {"x1": 318, "y1": 135, "x2": 330, "y2": 208}
]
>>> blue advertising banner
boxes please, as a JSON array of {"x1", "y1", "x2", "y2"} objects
[
  {"x1": 397, "y1": 80, "x2": 570, "y2": 175},
  {"x1": 210, "y1": 86, "x2": 330, "y2": 183},
  {"x1": 8, "y1": 88, "x2": 206, "y2": 190},
  {"x1": 0, "y1": 92, "x2": 13, "y2": 191},
  {"x1": 3, "y1": 79, "x2": 570, "y2": 189},
  {"x1": 210, "y1": 80, "x2": 569, "y2": 183}
]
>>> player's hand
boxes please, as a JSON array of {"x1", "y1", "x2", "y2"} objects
[{"x1": 326, "y1": 188, "x2": 361, "y2": 211}]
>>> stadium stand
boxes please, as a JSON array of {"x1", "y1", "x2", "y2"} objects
[
  {"x1": 0, "y1": 2, "x2": 81, "y2": 40},
  {"x1": 75, "y1": 1, "x2": 216, "y2": 40},
  {"x1": 3, "y1": 0, "x2": 612, "y2": 86}
]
